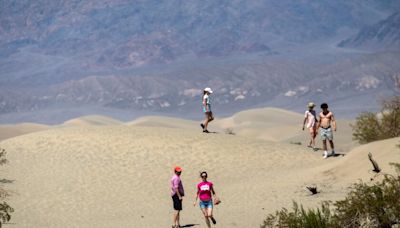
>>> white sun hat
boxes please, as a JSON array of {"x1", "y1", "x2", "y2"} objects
[{"x1": 204, "y1": 87, "x2": 213, "y2": 93}]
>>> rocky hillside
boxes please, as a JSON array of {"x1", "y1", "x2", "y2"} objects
[
  {"x1": 1, "y1": 0, "x2": 400, "y2": 123},
  {"x1": 0, "y1": 51, "x2": 399, "y2": 122},
  {"x1": 338, "y1": 12, "x2": 400, "y2": 50},
  {"x1": 1, "y1": 0, "x2": 398, "y2": 69}
]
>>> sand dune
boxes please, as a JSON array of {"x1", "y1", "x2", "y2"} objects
[
  {"x1": 0, "y1": 122, "x2": 398, "y2": 228},
  {"x1": 128, "y1": 116, "x2": 199, "y2": 130},
  {"x1": 0, "y1": 108, "x2": 396, "y2": 227},
  {"x1": 61, "y1": 115, "x2": 123, "y2": 127},
  {"x1": 316, "y1": 137, "x2": 400, "y2": 183},
  {"x1": 213, "y1": 107, "x2": 357, "y2": 152},
  {"x1": 1, "y1": 108, "x2": 357, "y2": 152},
  {"x1": 0, "y1": 115, "x2": 122, "y2": 141},
  {"x1": 0, "y1": 123, "x2": 49, "y2": 142}
]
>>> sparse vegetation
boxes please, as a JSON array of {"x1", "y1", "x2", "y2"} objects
[
  {"x1": 289, "y1": 141, "x2": 302, "y2": 145},
  {"x1": 0, "y1": 149, "x2": 7, "y2": 166},
  {"x1": 0, "y1": 202, "x2": 13, "y2": 226},
  {"x1": 352, "y1": 96, "x2": 400, "y2": 144},
  {"x1": 0, "y1": 148, "x2": 13, "y2": 227},
  {"x1": 333, "y1": 171, "x2": 400, "y2": 228},
  {"x1": 261, "y1": 201, "x2": 335, "y2": 228},
  {"x1": 261, "y1": 163, "x2": 400, "y2": 228}
]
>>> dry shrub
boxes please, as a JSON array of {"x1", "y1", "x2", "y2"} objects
[
  {"x1": 0, "y1": 148, "x2": 13, "y2": 226},
  {"x1": 261, "y1": 163, "x2": 400, "y2": 228},
  {"x1": 352, "y1": 96, "x2": 400, "y2": 144}
]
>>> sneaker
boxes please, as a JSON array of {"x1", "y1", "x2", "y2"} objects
[
  {"x1": 200, "y1": 123, "x2": 205, "y2": 130},
  {"x1": 210, "y1": 217, "x2": 217, "y2": 224},
  {"x1": 331, "y1": 150, "x2": 335, "y2": 156},
  {"x1": 203, "y1": 129, "x2": 210, "y2": 133},
  {"x1": 323, "y1": 151, "x2": 328, "y2": 159},
  {"x1": 313, "y1": 147, "x2": 319, "y2": 151}
]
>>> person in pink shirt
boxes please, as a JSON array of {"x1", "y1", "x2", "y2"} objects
[
  {"x1": 171, "y1": 166, "x2": 184, "y2": 228},
  {"x1": 302, "y1": 102, "x2": 318, "y2": 151},
  {"x1": 193, "y1": 171, "x2": 218, "y2": 227}
]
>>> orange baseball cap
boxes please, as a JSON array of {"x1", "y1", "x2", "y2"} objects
[{"x1": 174, "y1": 166, "x2": 183, "y2": 172}]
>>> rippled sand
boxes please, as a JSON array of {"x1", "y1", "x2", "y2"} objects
[{"x1": 0, "y1": 109, "x2": 398, "y2": 227}]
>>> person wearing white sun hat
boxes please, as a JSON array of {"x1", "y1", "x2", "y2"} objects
[
  {"x1": 302, "y1": 102, "x2": 318, "y2": 151},
  {"x1": 200, "y1": 87, "x2": 214, "y2": 133}
]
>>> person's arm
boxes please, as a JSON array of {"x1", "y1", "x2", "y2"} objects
[
  {"x1": 173, "y1": 179, "x2": 182, "y2": 200},
  {"x1": 211, "y1": 185, "x2": 216, "y2": 198},
  {"x1": 331, "y1": 113, "x2": 337, "y2": 131},
  {"x1": 316, "y1": 113, "x2": 321, "y2": 129},
  {"x1": 302, "y1": 111, "x2": 308, "y2": 130},
  {"x1": 176, "y1": 188, "x2": 182, "y2": 200},
  {"x1": 193, "y1": 189, "x2": 199, "y2": 206}
]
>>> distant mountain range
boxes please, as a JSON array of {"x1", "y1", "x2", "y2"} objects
[
  {"x1": 0, "y1": 0, "x2": 400, "y2": 123},
  {"x1": 338, "y1": 12, "x2": 400, "y2": 50}
]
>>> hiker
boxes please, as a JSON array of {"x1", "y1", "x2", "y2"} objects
[
  {"x1": 316, "y1": 103, "x2": 337, "y2": 159},
  {"x1": 193, "y1": 171, "x2": 219, "y2": 228},
  {"x1": 200, "y1": 87, "x2": 214, "y2": 133},
  {"x1": 302, "y1": 102, "x2": 318, "y2": 151},
  {"x1": 171, "y1": 166, "x2": 185, "y2": 228}
]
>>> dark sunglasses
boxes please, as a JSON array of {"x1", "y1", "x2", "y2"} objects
[{"x1": 201, "y1": 175, "x2": 207, "y2": 178}]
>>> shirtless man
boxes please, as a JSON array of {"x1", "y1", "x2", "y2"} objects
[{"x1": 316, "y1": 103, "x2": 337, "y2": 159}]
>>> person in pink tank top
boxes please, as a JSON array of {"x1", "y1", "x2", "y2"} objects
[{"x1": 193, "y1": 171, "x2": 218, "y2": 227}]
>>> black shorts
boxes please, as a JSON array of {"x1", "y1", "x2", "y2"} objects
[{"x1": 172, "y1": 194, "x2": 182, "y2": 211}]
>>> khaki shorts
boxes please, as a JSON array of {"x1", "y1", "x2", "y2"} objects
[{"x1": 320, "y1": 127, "x2": 333, "y2": 140}]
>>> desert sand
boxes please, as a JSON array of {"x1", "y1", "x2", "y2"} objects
[
  {"x1": 0, "y1": 108, "x2": 399, "y2": 228},
  {"x1": 0, "y1": 123, "x2": 49, "y2": 142}
]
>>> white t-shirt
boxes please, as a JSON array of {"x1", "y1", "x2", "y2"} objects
[
  {"x1": 305, "y1": 110, "x2": 317, "y2": 128},
  {"x1": 203, "y1": 94, "x2": 210, "y2": 105}
]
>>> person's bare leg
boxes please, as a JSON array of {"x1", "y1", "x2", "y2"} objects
[
  {"x1": 308, "y1": 131, "x2": 313, "y2": 147},
  {"x1": 209, "y1": 112, "x2": 214, "y2": 122},
  {"x1": 322, "y1": 139, "x2": 328, "y2": 158},
  {"x1": 312, "y1": 131, "x2": 317, "y2": 148},
  {"x1": 173, "y1": 210, "x2": 180, "y2": 227},
  {"x1": 201, "y1": 208, "x2": 211, "y2": 228},
  {"x1": 329, "y1": 140, "x2": 334, "y2": 150},
  {"x1": 208, "y1": 207, "x2": 216, "y2": 224},
  {"x1": 329, "y1": 140, "x2": 335, "y2": 155},
  {"x1": 177, "y1": 212, "x2": 180, "y2": 227},
  {"x1": 203, "y1": 113, "x2": 210, "y2": 130}
]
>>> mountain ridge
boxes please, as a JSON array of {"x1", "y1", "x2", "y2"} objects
[
  {"x1": 1, "y1": 1, "x2": 400, "y2": 123},
  {"x1": 338, "y1": 12, "x2": 400, "y2": 50}
]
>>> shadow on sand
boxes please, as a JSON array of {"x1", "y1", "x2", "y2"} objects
[
  {"x1": 202, "y1": 131, "x2": 218, "y2": 134},
  {"x1": 181, "y1": 224, "x2": 200, "y2": 227},
  {"x1": 330, "y1": 153, "x2": 345, "y2": 158}
]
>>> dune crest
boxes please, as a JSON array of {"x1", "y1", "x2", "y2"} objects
[{"x1": 61, "y1": 115, "x2": 123, "y2": 126}]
